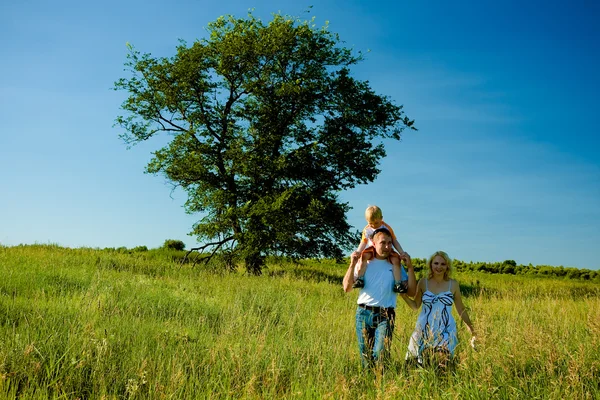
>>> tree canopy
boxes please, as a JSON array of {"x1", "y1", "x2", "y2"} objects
[{"x1": 114, "y1": 12, "x2": 415, "y2": 274}]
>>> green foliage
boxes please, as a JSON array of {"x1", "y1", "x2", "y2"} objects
[
  {"x1": 1, "y1": 245, "x2": 599, "y2": 399},
  {"x1": 451, "y1": 259, "x2": 600, "y2": 282},
  {"x1": 162, "y1": 239, "x2": 186, "y2": 251},
  {"x1": 114, "y1": 11, "x2": 415, "y2": 274}
]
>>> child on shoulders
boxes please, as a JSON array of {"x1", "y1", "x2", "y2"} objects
[{"x1": 351, "y1": 205, "x2": 408, "y2": 293}]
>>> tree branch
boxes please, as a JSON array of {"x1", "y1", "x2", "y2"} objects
[
  {"x1": 193, "y1": 85, "x2": 222, "y2": 143},
  {"x1": 158, "y1": 114, "x2": 187, "y2": 132},
  {"x1": 181, "y1": 236, "x2": 234, "y2": 266}
]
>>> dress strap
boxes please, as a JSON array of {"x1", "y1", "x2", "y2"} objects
[
  {"x1": 448, "y1": 280, "x2": 452, "y2": 291},
  {"x1": 425, "y1": 279, "x2": 428, "y2": 291}
]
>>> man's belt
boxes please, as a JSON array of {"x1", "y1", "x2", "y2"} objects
[{"x1": 358, "y1": 304, "x2": 394, "y2": 313}]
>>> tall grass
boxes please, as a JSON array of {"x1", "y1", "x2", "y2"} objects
[{"x1": 0, "y1": 245, "x2": 598, "y2": 399}]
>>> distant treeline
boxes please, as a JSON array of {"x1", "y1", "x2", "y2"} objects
[
  {"x1": 4, "y1": 242, "x2": 598, "y2": 283},
  {"x1": 409, "y1": 257, "x2": 600, "y2": 282},
  {"x1": 105, "y1": 243, "x2": 599, "y2": 283}
]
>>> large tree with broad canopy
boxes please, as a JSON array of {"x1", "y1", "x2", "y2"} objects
[{"x1": 114, "y1": 12, "x2": 415, "y2": 274}]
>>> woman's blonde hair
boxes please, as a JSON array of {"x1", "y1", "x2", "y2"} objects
[
  {"x1": 365, "y1": 205, "x2": 383, "y2": 222},
  {"x1": 427, "y1": 251, "x2": 452, "y2": 280}
]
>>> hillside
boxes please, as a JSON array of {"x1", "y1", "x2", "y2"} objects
[{"x1": 0, "y1": 245, "x2": 598, "y2": 399}]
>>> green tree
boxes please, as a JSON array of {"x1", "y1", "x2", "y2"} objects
[
  {"x1": 501, "y1": 260, "x2": 517, "y2": 274},
  {"x1": 114, "y1": 12, "x2": 415, "y2": 274},
  {"x1": 162, "y1": 239, "x2": 186, "y2": 251}
]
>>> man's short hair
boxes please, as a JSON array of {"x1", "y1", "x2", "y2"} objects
[{"x1": 371, "y1": 227, "x2": 391, "y2": 239}]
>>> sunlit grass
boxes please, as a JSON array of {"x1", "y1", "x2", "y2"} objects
[{"x1": 0, "y1": 245, "x2": 598, "y2": 399}]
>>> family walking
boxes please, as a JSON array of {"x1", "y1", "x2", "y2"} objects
[{"x1": 342, "y1": 205, "x2": 476, "y2": 369}]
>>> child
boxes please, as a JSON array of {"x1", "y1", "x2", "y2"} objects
[{"x1": 351, "y1": 205, "x2": 408, "y2": 293}]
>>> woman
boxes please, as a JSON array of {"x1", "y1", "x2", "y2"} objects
[{"x1": 402, "y1": 251, "x2": 476, "y2": 367}]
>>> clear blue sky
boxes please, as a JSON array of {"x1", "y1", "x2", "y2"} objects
[{"x1": 1, "y1": 0, "x2": 598, "y2": 270}]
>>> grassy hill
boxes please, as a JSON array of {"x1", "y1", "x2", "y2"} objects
[{"x1": 1, "y1": 245, "x2": 598, "y2": 399}]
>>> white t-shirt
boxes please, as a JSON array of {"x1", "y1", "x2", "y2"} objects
[
  {"x1": 361, "y1": 221, "x2": 397, "y2": 245},
  {"x1": 355, "y1": 257, "x2": 400, "y2": 308}
]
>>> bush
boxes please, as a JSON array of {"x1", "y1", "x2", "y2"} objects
[
  {"x1": 502, "y1": 264, "x2": 516, "y2": 275},
  {"x1": 162, "y1": 239, "x2": 185, "y2": 251}
]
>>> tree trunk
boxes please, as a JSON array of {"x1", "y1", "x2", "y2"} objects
[{"x1": 245, "y1": 252, "x2": 264, "y2": 275}]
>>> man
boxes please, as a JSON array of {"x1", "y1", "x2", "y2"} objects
[{"x1": 343, "y1": 227, "x2": 416, "y2": 367}]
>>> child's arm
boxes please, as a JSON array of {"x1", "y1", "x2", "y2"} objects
[
  {"x1": 392, "y1": 238, "x2": 404, "y2": 254},
  {"x1": 353, "y1": 240, "x2": 368, "y2": 256}
]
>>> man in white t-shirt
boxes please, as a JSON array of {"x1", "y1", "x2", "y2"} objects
[{"x1": 343, "y1": 227, "x2": 415, "y2": 367}]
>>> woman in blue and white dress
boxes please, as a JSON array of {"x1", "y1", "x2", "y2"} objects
[{"x1": 402, "y1": 251, "x2": 476, "y2": 366}]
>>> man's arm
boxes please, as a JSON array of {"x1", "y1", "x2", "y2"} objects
[
  {"x1": 343, "y1": 253, "x2": 361, "y2": 292},
  {"x1": 399, "y1": 294, "x2": 419, "y2": 310},
  {"x1": 413, "y1": 279, "x2": 425, "y2": 309},
  {"x1": 402, "y1": 253, "x2": 417, "y2": 297}
]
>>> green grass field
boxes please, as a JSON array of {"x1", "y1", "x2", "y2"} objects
[{"x1": 1, "y1": 245, "x2": 598, "y2": 399}]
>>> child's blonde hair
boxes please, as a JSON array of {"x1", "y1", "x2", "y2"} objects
[
  {"x1": 365, "y1": 205, "x2": 383, "y2": 222},
  {"x1": 427, "y1": 251, "x2": 452, "y2": 280}
]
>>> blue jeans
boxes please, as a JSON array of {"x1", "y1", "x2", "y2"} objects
[{"x1": 355, "y1": 306, "x2": 396, "y2": 368}]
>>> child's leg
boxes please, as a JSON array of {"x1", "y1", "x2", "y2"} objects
[
  {"x1": 356, "y1": 252, "x2": 372, "y2": 276},
  {"x1": 349, "y1": 251, "x2": 361, "y2": 270},
  {"x1": 391, "y1": 254, "x2": 408, "y2": 293},
  {"x1": 353, "y1": 251, "x2": 373, "y2": 288},
  {"x1": 391, "y1": 255, "x2": 402, "y2": 282}
]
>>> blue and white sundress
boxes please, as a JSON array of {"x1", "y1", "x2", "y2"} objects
[{"x1": 406, "y1": 279, "x2": 458, "y2": 362}]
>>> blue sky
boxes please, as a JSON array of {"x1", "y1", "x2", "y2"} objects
[{"x1": 1, "y1": 0, "x2": 598, "y2": 270}]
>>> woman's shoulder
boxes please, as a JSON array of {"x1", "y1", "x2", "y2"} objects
[{"x1": 449, "y1": 278, "x2": 460, "y2": 292}]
